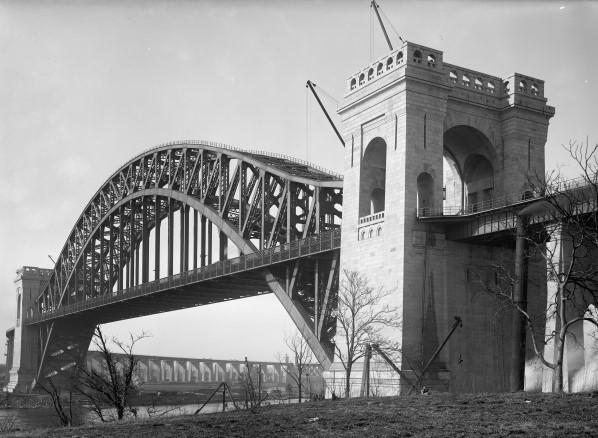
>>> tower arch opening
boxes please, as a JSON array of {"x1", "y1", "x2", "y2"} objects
[
  {"x1": 464, "y1": 154, "x2": 494, "y2": 208},
  {"x1": 443, "y1": 125, "x2": 495, "y2": 212},
  {"x1": 359, "y1": 137, "x2": 387, "y2": 217}
]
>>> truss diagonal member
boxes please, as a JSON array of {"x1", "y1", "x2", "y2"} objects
[{"x1": 261, "y1": 267, "x2": 333, "y2": 368}]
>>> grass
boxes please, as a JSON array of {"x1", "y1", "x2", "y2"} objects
[{"x1": 5, "y1": 391, "x2": 598, "y2": 437}]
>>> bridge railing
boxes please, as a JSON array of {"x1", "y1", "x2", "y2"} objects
[
  {"x1": 417, "y1": 174, "x2": 597, "y2": 218},
  {"x1": 27, "y1": 229, "x2": 341, "y2": 324}
]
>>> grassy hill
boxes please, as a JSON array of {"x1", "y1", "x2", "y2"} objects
[{"x1": 6, "y1": 391, "x2": 598, "y2": 437}]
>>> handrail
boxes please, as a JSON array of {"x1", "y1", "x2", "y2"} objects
[{"x1": 27, "y1": 229, "x2": 342, "y2": 324}]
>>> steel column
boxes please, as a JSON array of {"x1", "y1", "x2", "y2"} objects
[
  {"x1": 511, "y1": 215, "x2": 529, "y2": 392},
  {"x1": 154, "y1": 196, "x2": 161, "y2": 280},
  {"x1": 118, "y1": 205, "x2": 124, "y2": 291},
  {"x1": 129, "y1": 200, "x2": 135, "y2": 289},
  {"x1": 219, "y1": 231, "x2": 227, "y2": 261},
  {"x1": 193, "y1": 209, "x2": 198, "y2": 270},
  {"x1": 142, "y1": 197, "x2": 150, "y2": 283},
  {"x1": 168, "y1": 199, "x2": 174, "y2": 276},
  {"x1": 207, "y1": 221, "x2": 213, "y2": 264},
  {"x1": 201, "y1": 215, "x2": 207, "y2": 267},
  {"x1": 180, "y1": 202, "x2": 186, "y2": 273}
]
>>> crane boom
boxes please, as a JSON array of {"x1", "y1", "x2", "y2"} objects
[
  {"x1": 306, "y1": 80, "x2": 345, "y2": 148},
  {"x1": 371, "y1": 0, "x2": 393, "y2": 51}
]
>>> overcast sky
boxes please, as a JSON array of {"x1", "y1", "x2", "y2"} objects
[{"x1": 1, "y1": 0, "x2": 597, "y2": 363}]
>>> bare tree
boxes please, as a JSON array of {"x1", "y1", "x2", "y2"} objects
[
  {"x1": 37, "y1": 377, "x2": 75, "y2": 426},
  {"x1": 277, "y1": 331, "x2": 314, "y2": 403},
  {"x1": 76, "y1": 326, "x2": 149, "y2": 420},
  {"x1": 486, "y1": 140, "x2": 598, "y2": 393},
  {"x1": 334, "y1": 270, "x2": 401, "y2": 397}
]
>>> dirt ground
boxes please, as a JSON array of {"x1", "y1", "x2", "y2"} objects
[{"x1": 5, "y1": 391, "x2": 598, "y2": 437}]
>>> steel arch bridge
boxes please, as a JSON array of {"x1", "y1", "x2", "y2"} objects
[{"x1": 25, "y1": 141, "x2": 343, "y2": 386}]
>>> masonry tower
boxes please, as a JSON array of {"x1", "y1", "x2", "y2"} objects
[{"x1": 336, "y1": 41, "x2": 554, "y2": 393}]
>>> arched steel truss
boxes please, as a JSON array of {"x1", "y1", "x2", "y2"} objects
[{"x1": 29, "y1": 141, "x2": 343, "y2": 381}]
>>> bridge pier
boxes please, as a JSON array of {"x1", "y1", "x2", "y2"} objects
[
  {"x1": 4, "y1": 267, "x2": 52, "y2": 393},
  {"x1": 541, "y1": 224, "x2": 598, "y2": 392}
]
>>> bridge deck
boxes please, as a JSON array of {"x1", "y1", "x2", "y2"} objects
[{"x1": 27, "y1": 230, "x2": 341, "y2": 325}]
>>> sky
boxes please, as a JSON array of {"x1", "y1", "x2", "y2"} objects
[{"x1": 1, "y1": 0, "x2": 597, "y2": 363}]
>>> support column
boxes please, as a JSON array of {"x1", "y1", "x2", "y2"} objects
[
  {"x1": 314, "y1": 258, "x2": 319, "y2": 339},
  {"x1": 511, "y1": 215, "x2": 529, "y2": 391},
  {"x1": 154, "y1": 196, "x2": 161, "y2": 280},
  {"x1": 129, "y1": 200, "x2": 135, "y2": 289},
  {"x1": 108, "y1": 214, "x2": 114, "y2": 293},
  {"x1": 200, "y1": 215, "x2": 207, "y2": 267},
  {"x1": 142, "y1": 197, "x2": 150, "y2": 284},
  {"x1": 207, "y1": 221, "x2": 213, "y2": 265},
  {"x1": 180, "y1": 202, "x2": 187, "y2": 274},
  {"x1": 168, "y1": 199, "x2": 174, "y2": 276},
  {"x1": 219, "y1": 231, "x2": 228, "y2": 261},
  {"x1": 99, "y1": 226, "x2": 105, "y2": 296},
  {"x1": 193, "y1": 209, "x2": 198, "y2": 270}
]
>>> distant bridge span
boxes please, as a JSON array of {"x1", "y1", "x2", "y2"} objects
[{"x1": 12, "y1": 141, "x2": 342, "y2": 391}]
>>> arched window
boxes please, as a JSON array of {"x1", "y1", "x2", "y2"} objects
[
  {"x1": 531, "y1": 83, "x2": 539, "y2": 96},
  {"x1": 487, "y1": 81, "x2": 495, "y2": 93},
  {"x1": 462, "y1": 74, "x2": 471, "y2": 87},
  {"x1": 519, "y1": 80, "x2": 527, "y2": 92},
  {"x1": 474, "y1": 78, "x2": 483, "y2": 90},
  {"x1": 377, "y1": 227, "x2": 382, "y2": 236},
  {"x1": 397, "y1": 51, "x2": 404, "y2": 64},
  {"x1": 359, "y1": 137, "x2": 387, "y2": 217},
  {"x1": 350, "y1": 78, "x2": 357, "y2": 90},
  {"x1": 368, "y1": 68, "x2": 374, "y2": 81},
  {"x1": 359, "y1": 73, "x2": 365, "y2": 86},
  {"x1": 377, "y1": 63, "x2": 384, "y2": 76},
  {"x1": 369, "y1": 229, "x2": 373, "y2": 238},
  {"x1": 417, "y1": 173, "x2": 434, "y2": 215},
  {"x1": 449, "y1": 71, "x2": 458, "y2": 83},
  {"x1": 427, "y1": 54, "x2": 436, "y2": 65},
  {"x1": 413, "y1": 50, "x2": 422, "y2": 63},
  {"x1": 386, "y1": 57, "x2": 394, "y2": 69}
]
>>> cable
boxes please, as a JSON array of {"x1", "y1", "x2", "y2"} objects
[
  {"x1": 314, "y1": 83, "x2": 340, "y2": 107},
  {"x1": 379, "y1": 6, "x2": 405, "y2": 44}
]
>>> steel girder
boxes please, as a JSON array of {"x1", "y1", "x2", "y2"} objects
[{"x1": 28, "y1": 141, "x2": 343, "y2": 384}]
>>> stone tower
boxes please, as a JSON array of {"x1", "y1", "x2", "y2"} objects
[
  {"x1": 5, "y1": 267, "x2": 52, "y2": 392},
  {"x1": 333, "y1": 41, "x2": 554, "y2": 394}
]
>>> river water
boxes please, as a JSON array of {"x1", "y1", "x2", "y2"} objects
[
  {"x1": 0, "y1": 399, "x2": 297, "y2": 432},
  {"x1": 0, "y1": 402, "x2": 239, "y2": 432}
]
